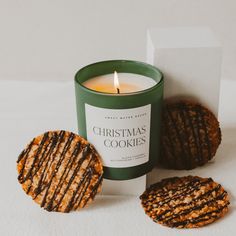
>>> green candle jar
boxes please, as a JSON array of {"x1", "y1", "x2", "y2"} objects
[{"x1": 74, "y1": 60, "x2": 164, "y2": 180}]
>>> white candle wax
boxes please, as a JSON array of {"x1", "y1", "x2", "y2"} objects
[{"x1": 82, "y1": 73, "x2": 157, "y2": 93}]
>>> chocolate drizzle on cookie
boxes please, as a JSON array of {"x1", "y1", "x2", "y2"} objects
[
  {"x1": 140, "y1": 176, "x2": 230, "y2": 228},
  {"x1": 17, "y1": 130, "x2": 103, "y2": 212},
  {"x1": 161, "y1": 100, "x2": 221, "y2": 170}
]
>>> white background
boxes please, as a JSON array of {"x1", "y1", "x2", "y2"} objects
[{"x1": 0, "y1": 0, "x2": 235, "y2": 81}]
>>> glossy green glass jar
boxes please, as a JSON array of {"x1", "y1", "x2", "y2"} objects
[{"x1": 75, "y1": 60, "x2": 164, "y2": 180}]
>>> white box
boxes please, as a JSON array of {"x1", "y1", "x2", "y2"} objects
[{"x1": 147, "y1": 27, "x2": 222, "y2": 116}]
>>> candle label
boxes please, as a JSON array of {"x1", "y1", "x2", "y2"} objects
[{"x1": 85, "y1": 104, "x2": 151, "y2": 168}]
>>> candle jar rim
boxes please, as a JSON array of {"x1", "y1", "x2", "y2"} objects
[{"x1": 74, "y1": 60, "x2": 164, "y2": 96}]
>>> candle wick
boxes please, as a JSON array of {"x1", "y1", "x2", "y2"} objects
[{"x1": 117, "y1": 88, "x2": 120, "y2": 94}]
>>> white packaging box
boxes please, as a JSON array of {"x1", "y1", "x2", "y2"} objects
[{"x1": 147, "y1": 27, "x2": 222, "y2": 116}]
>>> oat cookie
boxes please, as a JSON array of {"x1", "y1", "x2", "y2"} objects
[
  {"x1": 17, "y1": 130, "x2": 103, "y2": 212},
  {"x1": 140, "y1": 176, "x2": 229, "y2": 228},
  {"x1": 160, "y1": 99, "x2": 221, "y2": 169}
]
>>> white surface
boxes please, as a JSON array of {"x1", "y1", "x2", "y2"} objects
[
  {"x1": 147, "y1": 27, "x2": 222, "y2": 116},
  {"x1": 0, "y1": 0, "x2": 236, "y2": 81},
  {"x1": 102, "y1": 176, "x2": 146, "y2": 196},
  {"x1": 0, "y1": 80, "x2": 236, "y2": 235}
]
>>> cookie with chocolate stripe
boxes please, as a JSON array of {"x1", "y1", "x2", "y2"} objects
[
  {"x1": 140, "y1": 176, "x2": 230, "y2": 228},
  {"x1": 160, "y1": 99, "x2": 221, "y2": 170},
  {"x1": 17, "y1": 130, "x2": 103, "y2": 212}
]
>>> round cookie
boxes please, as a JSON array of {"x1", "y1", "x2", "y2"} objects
[
  {"x1": 160, "y1": 99, "x2": 221, "y2": 169},
  {"x1": 140, "y1": 176, "x2": 230, "y2": 228},
  {"x1": 17, "y1": 130, "x2": 103, "y2": 212}
]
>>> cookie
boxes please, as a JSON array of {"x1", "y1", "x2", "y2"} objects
[
  {"x1": 17, "y1": 130, "x2": 103, "y2": 212},
  {"x1": 140, "y1": 176, "x2": 229, "y2": 228},
  {"x1": 160, "y1": 99, "x2": 221, "y2": 169}
]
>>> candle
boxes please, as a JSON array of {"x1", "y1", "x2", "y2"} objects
[
  {"x1": 75, "y1": 60, "x2": 164, "y2": 180},
  {"x1": 83, "y1": 71, "x2": 157, "y2": 94}
]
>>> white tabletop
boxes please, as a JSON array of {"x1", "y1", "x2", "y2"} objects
[{"x1": 0, "y1": 79, "x2": 235, "y2": 236}]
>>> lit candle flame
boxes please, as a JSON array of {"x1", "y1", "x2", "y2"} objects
[{"x1": 114, "y1": 71, "x2": 120, "y2": 94}]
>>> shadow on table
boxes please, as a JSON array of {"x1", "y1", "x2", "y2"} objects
[{"x1": 84, "y1": 195, "x2": 131, "y2": 212}]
